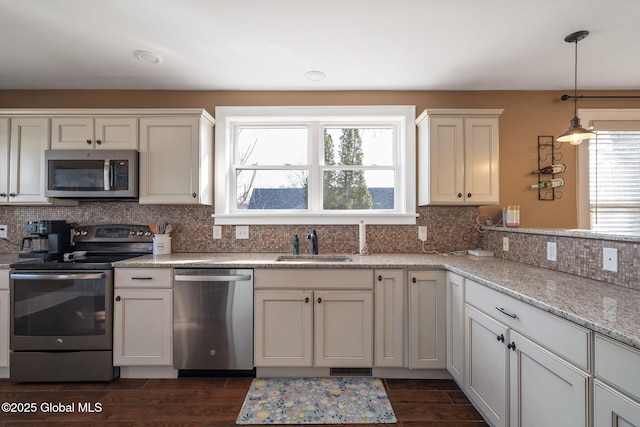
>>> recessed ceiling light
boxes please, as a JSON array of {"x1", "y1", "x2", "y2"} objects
[
  {"x1": 133, "y1": 50, "x2": 164, "y2": 64},
  {"x1": 304, "y1": 70, "x2": 326, "y2": 82}
]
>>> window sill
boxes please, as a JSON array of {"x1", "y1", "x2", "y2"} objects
[{"x1": 212, "y1": 213, "x2": 418, "y2": 225}]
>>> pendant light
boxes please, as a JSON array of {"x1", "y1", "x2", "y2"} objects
[{"x1": 557, "y1": 30, "x2": 596, "y2": 145}]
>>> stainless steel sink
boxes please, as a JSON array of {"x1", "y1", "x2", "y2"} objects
[{"x1": 275, "y1": 254, "x2": 353, "y2": 263}]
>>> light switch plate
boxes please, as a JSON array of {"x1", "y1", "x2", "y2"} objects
[
  {"x1": 546, "y1": 242, "x2": 557, "y2": 262},
  {"x1": 212, "y1": 225, "x2": 222, "y2": 239},
  {"x1": 418, "y1": 226, "x2": 427, "y2": 241},
  {"x1": 0, "y1": 225, "x2": 6, "y2": 239},
  {"x1": 502, "y1": 237, "x2": 509, "y2": 252},
  {"x1": 603, "y1": 248, "x2": 618, "y2": 272},
  {"x1": 235, "y1": 225, "x2": 249, "y2": 239}
]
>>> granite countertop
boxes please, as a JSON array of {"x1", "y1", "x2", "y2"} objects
[
  {"x1": 3, "y1": 251, "x2": 639, "y2": 351},
  {"x1": 0, "y1": 254, "x2": 19, "y2": 267},
  {"x1": 113, "y1": 252, "x2": 640, "y2": 351}
]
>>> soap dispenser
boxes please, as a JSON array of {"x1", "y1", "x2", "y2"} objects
[{"x1": 293, "y1": 234, "x2": 299, "y2": 255}]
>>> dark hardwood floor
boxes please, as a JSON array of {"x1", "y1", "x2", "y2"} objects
[{"x1": 0, "y1": 377, "x2": 488, "y2": 426}]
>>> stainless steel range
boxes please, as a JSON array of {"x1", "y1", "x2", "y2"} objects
[{"x1": 9, "y1": 223, "x2": 152, "y2": 382}]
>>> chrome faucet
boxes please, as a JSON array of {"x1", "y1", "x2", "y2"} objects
[{"x1": 306, "y1": 229, "x2": 318, "y2": 255}]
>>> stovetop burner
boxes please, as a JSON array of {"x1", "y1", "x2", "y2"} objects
[{"x1": 11, "y1": 224, "x2": 153, "y2": 270}]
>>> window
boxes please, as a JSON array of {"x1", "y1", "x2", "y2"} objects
[
  {"x1": 577, "y1": 109, "x2": 640, "y2": 234},
  {"x1": 214, "y1": 106, "x2": 416, "y2": 225}
]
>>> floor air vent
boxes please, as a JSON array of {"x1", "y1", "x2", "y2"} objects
[{"x1": 330, "y1": 368, "x2": 372, "y2": 377}]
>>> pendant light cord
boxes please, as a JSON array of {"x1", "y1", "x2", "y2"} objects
[{"x1": 573, "y1": 39, "x2": 578, "y2": 117}]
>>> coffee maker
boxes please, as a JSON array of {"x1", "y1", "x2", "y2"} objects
[{"x1": 19, "y1": 220, "x2": 75, "y2": 259}]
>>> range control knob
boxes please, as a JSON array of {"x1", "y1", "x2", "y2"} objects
[{"x1": 81, "y1": 230, "x2": 88, "y2": 236}]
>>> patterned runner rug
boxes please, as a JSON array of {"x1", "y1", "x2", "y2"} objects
[{"x1": 236, "y1": 377, "x2": 397, "y2": 424}]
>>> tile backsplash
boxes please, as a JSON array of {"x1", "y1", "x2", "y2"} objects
[
  {"x1": 0, "y1": 203, "x2": 481, "y2": 255},
  {"x1": 482, "y1": 228, "x2": 640, "y2": 291}
]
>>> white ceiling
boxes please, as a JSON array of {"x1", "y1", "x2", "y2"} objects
[{"x1": 1, "y1": 0, "x2": 639, "y2": 91}]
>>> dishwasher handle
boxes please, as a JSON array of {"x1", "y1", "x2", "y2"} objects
[{"x1": 174, "y1": 274, "x2": 252, "y2": 282}]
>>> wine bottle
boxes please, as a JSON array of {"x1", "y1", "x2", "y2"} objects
[
  {"x1": 530, "y1": 178, "x2": 564, "y2": 189},
  {"x1": 531, "y1": 164, "x2": 566, "y2": 174}
]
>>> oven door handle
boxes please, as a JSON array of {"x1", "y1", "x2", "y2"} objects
[{"x1": 10, "y1": 272, "x2": 106, "y2": 281}]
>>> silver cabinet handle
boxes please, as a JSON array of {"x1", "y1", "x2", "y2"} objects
[
  {"x1": 174, "y1": 275, "x2": 252, "y2": 282},
  {"x1": 11, "y1": 273, "x2": 105, "y2": 280},
  {"x1": 496, "y1": 306, "x2": 517, "y2": 319}
]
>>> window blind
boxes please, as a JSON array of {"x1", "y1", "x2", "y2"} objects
[{"x1": 589, "y1": 120, "x2": 640, "y2": 234}]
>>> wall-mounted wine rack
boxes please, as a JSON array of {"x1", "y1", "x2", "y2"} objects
[{"x1": 536, "y1": 135, "x2": 563, "y2": 201}]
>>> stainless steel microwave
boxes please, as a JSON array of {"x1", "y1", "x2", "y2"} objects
[{"x1": 45, "y1": 150, "x2": 138, "y2": 199}]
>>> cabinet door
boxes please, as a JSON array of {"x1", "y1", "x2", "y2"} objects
[
  {"x1": 139, "y1": 117, "x2": 209, "y2": 204},
  {"x1": 595, "y1": 380, "x2": 640, "y2": 427},
  {"x1": 254, "y1": 290, "x2": 313, "y2": 367},
  {"x1": 0, "y1": 290, "x2": 8, "y2": 368},
  {"x1": 426, "y1": 117, "x2": 465, "y2": 204},
  {"x1": 113, "y1": 289, "x2": 173, "y2": 366},
  {"x1": 465, "y1": 304, "x2": 508, "y2": 427},
  {"x1": 374, "y1": 269, "x2": 405, "y2": 367},
  {"x1": 463, "y1": 117, "x2": 499, "y2": 205},
  {"x1": 446, "y1": 272, "x2": 465, "y2": 385},
  {"x1": 0, "y1": 118, "x2": 9, "y2": 202},
  {"x1": 408, "y1": 270, "x2": 446, "y2": 369},
  {"x1": 51, "y1": 117, "x2": 94, "y2": 149},
  {"x1": 94, "y1": 117, "x2": 138, "y2": 150},
  {"x1": 9, "y1": 117, "x2": 50, "y2": 203},
  {"x1": 314, "y1": 290, "x2": 373, "y2": 367},
  {"x1": 509, "y1": 331, "x2": 589, "y2": 427}
]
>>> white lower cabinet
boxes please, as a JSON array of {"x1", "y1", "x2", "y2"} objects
[
  {"x1": 508, "y1": 331, "x2": 589, "y2": 427},
  {"x1": 254, "y1": 290, "x2": 313, "y2": 367},
  {"x1": 374, "y1": 269, "x2": 405, "y2": 367},
  {"x1": 465, "y1": 304, "x2": 509, "y2": 427},
  {"x1": 408, "y1": 270, "x2": 446, "y2": 369},
  {"x1": 446, "y1": 272, "x2": 465, "y2": 384},
  {"x1": 253, "y1": 269, "x2": 374, "y2": 369},
  {"x1": 595, "y1": 380, "x2": 640, "y2": 427},
  {"x1": 464, "y1": 279, "x2": 590, "y2": 427},
  {"x1": 254, "y1": 289, "x2": 373, "y2": 367},
  {"x1": 594, "y1": 334, "x2": 640, "y2": 426},
  {"x1": 113, "y1": 268, "x2": 173, "y2": 367}
]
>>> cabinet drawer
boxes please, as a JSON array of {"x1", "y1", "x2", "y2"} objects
[
  {"x1": 115, "y1": 268, "x2": 173, "y2": 288},
  {"x1": 596, "y1": 334, "x2": 640, "y2": 401},
  {"x1": 466, "y1": 280, "x2": 590, "y2": 371},
  {"x1": 255, "y1": 269, "x2": 373, "y2": 290}
]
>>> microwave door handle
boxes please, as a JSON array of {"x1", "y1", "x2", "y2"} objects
[{"x1": 104, "y1": 159, "x2": 110, "y2": 190}]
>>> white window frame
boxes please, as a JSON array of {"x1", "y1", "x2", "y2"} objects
[
  {"x1": 213, "y1": 105, "x2": 416, "y2": 225},
  {"x1": 577, "y1": 108, "x2": 640, "y2": 230}
]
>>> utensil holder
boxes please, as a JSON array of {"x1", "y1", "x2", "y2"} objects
[{"x1": 153, "y1": 234, "x2": 171, "y2": 255}]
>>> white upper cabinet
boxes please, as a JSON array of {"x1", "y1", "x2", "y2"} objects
[
  {"x1": 139, "y1": 112, "x2": 214, "y2": 205},
  {"x1": 417, "y1": 109, "x2": 502, "y2": 205},
  {"x1": 4, "y1": 117, "x2": 50, "y2": 204},
  {"x1": 51, "y1": 117, "x2": 138, "y2": 150}
]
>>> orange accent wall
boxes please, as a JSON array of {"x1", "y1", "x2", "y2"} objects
[{"x1": 1, "y1": 89, "x2": 639, "y2": 229}]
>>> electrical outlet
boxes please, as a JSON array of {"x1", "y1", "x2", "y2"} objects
[
  {"x1": 502, "y1": 236, "x2": 509, "y2": 252},
  {"x1": 212, "y1": 225, "x2": 222, "y2": 239},
  {"x1": 418, "y1": 226, "x2": 427, "y2": 241},
  {"x1": 0, "y1": 225, "x2": 7, "y2": 239},
  {"x1": 546, "y1": 242, "x2": 557, "y2": 262},
  {"x1": 603, "y1": 248, "x2": 618, "y2": 272},
  {"x1": 235, "y1": 225, "x2": 249, "y2": 239}
]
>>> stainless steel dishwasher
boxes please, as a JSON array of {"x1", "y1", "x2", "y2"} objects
[{"x1": 173, "y1": 269, "x2": 254, "y2": 372}]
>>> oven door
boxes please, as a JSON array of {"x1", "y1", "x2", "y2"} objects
[{"x1": 10, "y1": 270, "x2": 113, "y2": 351}]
